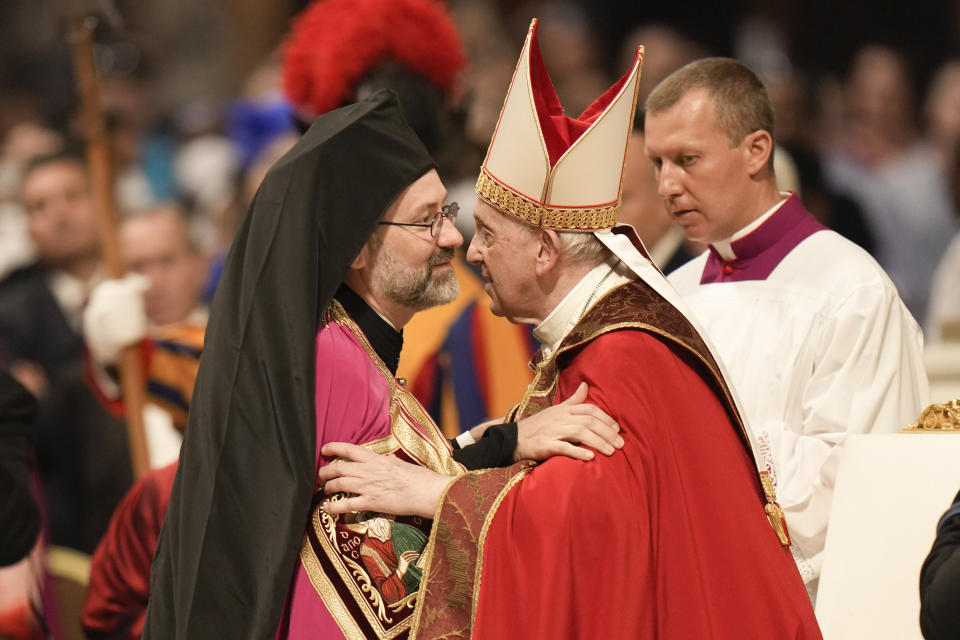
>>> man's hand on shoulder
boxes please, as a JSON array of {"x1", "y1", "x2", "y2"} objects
[{"x1": 514, "y1": 382, "x2": 623, "y2": 462}]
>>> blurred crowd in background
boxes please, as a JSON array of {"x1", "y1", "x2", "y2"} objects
[
  {"x1": 1, "y1": 0, "x2": 960, "y2": 636},
  {"x1": 2, "y1": 0, "x2": 959, "y2": 329}
]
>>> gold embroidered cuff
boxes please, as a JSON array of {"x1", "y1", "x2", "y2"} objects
[{"x1": 476, "y1": 169, "x2": 619, "y2": 232}]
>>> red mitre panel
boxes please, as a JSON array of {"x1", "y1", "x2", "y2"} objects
[{"x1": 527, "y1": 23, "x2": 637, "y2": 168}]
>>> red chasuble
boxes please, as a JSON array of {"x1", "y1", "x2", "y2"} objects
[{"x1": 411, "y1": 280, "x2": 821, "y2": 639}]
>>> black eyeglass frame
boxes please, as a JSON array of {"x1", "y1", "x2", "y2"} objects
[{"x1": 378, "y1": 202, "x2": 459, "y2": 238}]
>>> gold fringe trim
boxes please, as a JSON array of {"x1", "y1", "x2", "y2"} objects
[
  {"x1": 760, "y1": 471, "x2": 791, "y2": 547},
  {"x1": 476, "y1": 169, "x2": 619, "y2": 231}
]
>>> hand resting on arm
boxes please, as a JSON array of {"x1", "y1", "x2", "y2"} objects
[{"x1": 319, "y1": 382, "x2": 624, "y2": 518}]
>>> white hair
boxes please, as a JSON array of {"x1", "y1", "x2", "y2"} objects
[{"x1": 556, "y1": 231, "x2": 611, "y2": 266}]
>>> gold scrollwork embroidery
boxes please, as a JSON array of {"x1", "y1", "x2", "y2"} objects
[
  {"x1": 343, "y1": 552, "x2": 393, "y2": 624},
  {"x1": 306, "y1": 503, "x2": 422, "y2": 637}
]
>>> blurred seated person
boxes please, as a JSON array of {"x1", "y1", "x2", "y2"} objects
[
  {"x1": 0, "y1": 121, "x2": 64, "y2": 280},
  {"x1": 0, "y1": 149, "x2": 103, "y2": 389},
  {"x1": 924, "y1": 59, "x2": 960, "y2": 171},
  {"x1": 81, "y1": 206, "x2": 207, "y2": 637},
  {"x1": 824, "y1": 45, "x2": 957, "y2": 323},
  {"x1": 781, "y1": 143, "x2": 876, "y2": 255},
  {"x1": 0, "y1": 149, "x2": 132, "y2": 553},
  {"x1": 83, "y1": 205, "x2": 208, "y2": 467},
  {"x1": 621, "y1": 126, "x2": 702, "y2": 273},
  {"x1": 761, "y1": 68, "x2": 877, "y2": 255},
  {"x1": 921, "y1": 488, "x2": 960, "y2": 639}
]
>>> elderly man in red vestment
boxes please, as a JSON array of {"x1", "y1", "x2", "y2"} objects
[{"x1": 319, "y1": 20, "x2": 822, "y2": 639}]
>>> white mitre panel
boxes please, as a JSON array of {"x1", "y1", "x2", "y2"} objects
[
  {"x1": 483, "y1": 31, "x2": 549, "y2": 202},
  {"x1": 547, "y1": 62, "x2": 640, "y2": 207}
]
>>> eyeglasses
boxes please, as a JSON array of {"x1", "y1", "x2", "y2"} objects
[{"x1": 378, "y1": 202, "x2": 459, "y2": 239}]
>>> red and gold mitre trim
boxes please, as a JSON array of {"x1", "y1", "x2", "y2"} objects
[
  {"x1": 476, "y1": 169, "x2": 620, "y2": 232},
  {"x1": 476, "y1": 18, "x2": 643, "y2": 233}
]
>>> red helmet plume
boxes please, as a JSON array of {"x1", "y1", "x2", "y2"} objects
[{"x1": 283, "y1": 0, "x2": 465, "y2": 118}]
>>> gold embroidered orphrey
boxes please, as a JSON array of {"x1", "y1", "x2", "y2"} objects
[
  {"x1": 298, "y1": 301, "x2": 463, "y2": 640},
  {"x1": 506, "y1": 278, "x2": 792, "y2": 547},
  {"x1": 902, "y1": 399, "x2": 960, "y2": 432}
]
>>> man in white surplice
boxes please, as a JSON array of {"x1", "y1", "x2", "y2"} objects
[{"x1": 643, "y1": 57, "x2": 929, "y2": 602}]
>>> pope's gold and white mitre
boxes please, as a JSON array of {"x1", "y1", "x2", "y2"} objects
[{"x1": 476, "y1": 18, "x2": 644, "y2": 232}]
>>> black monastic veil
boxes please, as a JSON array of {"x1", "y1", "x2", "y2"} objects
[{"x1": 143, "y1": 90, "x2": 435, "y2": 639}]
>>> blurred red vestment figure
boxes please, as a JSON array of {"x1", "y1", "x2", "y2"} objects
[{"x1": 82, "y1": 462, "x2": 177, "y2": 639}]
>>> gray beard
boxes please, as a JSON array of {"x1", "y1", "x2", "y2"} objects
[{"x1": 370, "y1": 246, "x2": 460, "y2": 311}]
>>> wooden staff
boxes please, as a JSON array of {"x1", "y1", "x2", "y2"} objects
[{"x1": 69, "y1": 15, "x2": 150, "y2": 479}]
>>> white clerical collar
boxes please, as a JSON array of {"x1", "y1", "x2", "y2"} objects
[
  {"x1": 534, "y1": 254, "x2": 632, "y2": 359},
  {"x1": 712, "y1": 192, "x2": 790, "y2": 261}
]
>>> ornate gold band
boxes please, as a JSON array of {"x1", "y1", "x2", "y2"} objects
[{"x1": 475, "y1": 169, "x2": 619, "y2": 232}]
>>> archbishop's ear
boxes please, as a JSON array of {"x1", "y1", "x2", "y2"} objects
[
  {"x1": 534, "y1": 229, "x2": 562, "y2": 277},
  {"x1": 349, "y1": 241, "x2": 370, "y2": 271}
]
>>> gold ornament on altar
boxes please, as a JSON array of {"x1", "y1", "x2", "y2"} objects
[{"x1": 901, "y1": 399, "x2": 960, "y2": 432}]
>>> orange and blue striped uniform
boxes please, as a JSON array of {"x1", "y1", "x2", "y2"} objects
[
  {"x1": 142, "y1": 323, "x2": 205, "y2": 430},
  {"x1": 90, "y1": 323, "x2": 205, "y2": 431}
]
